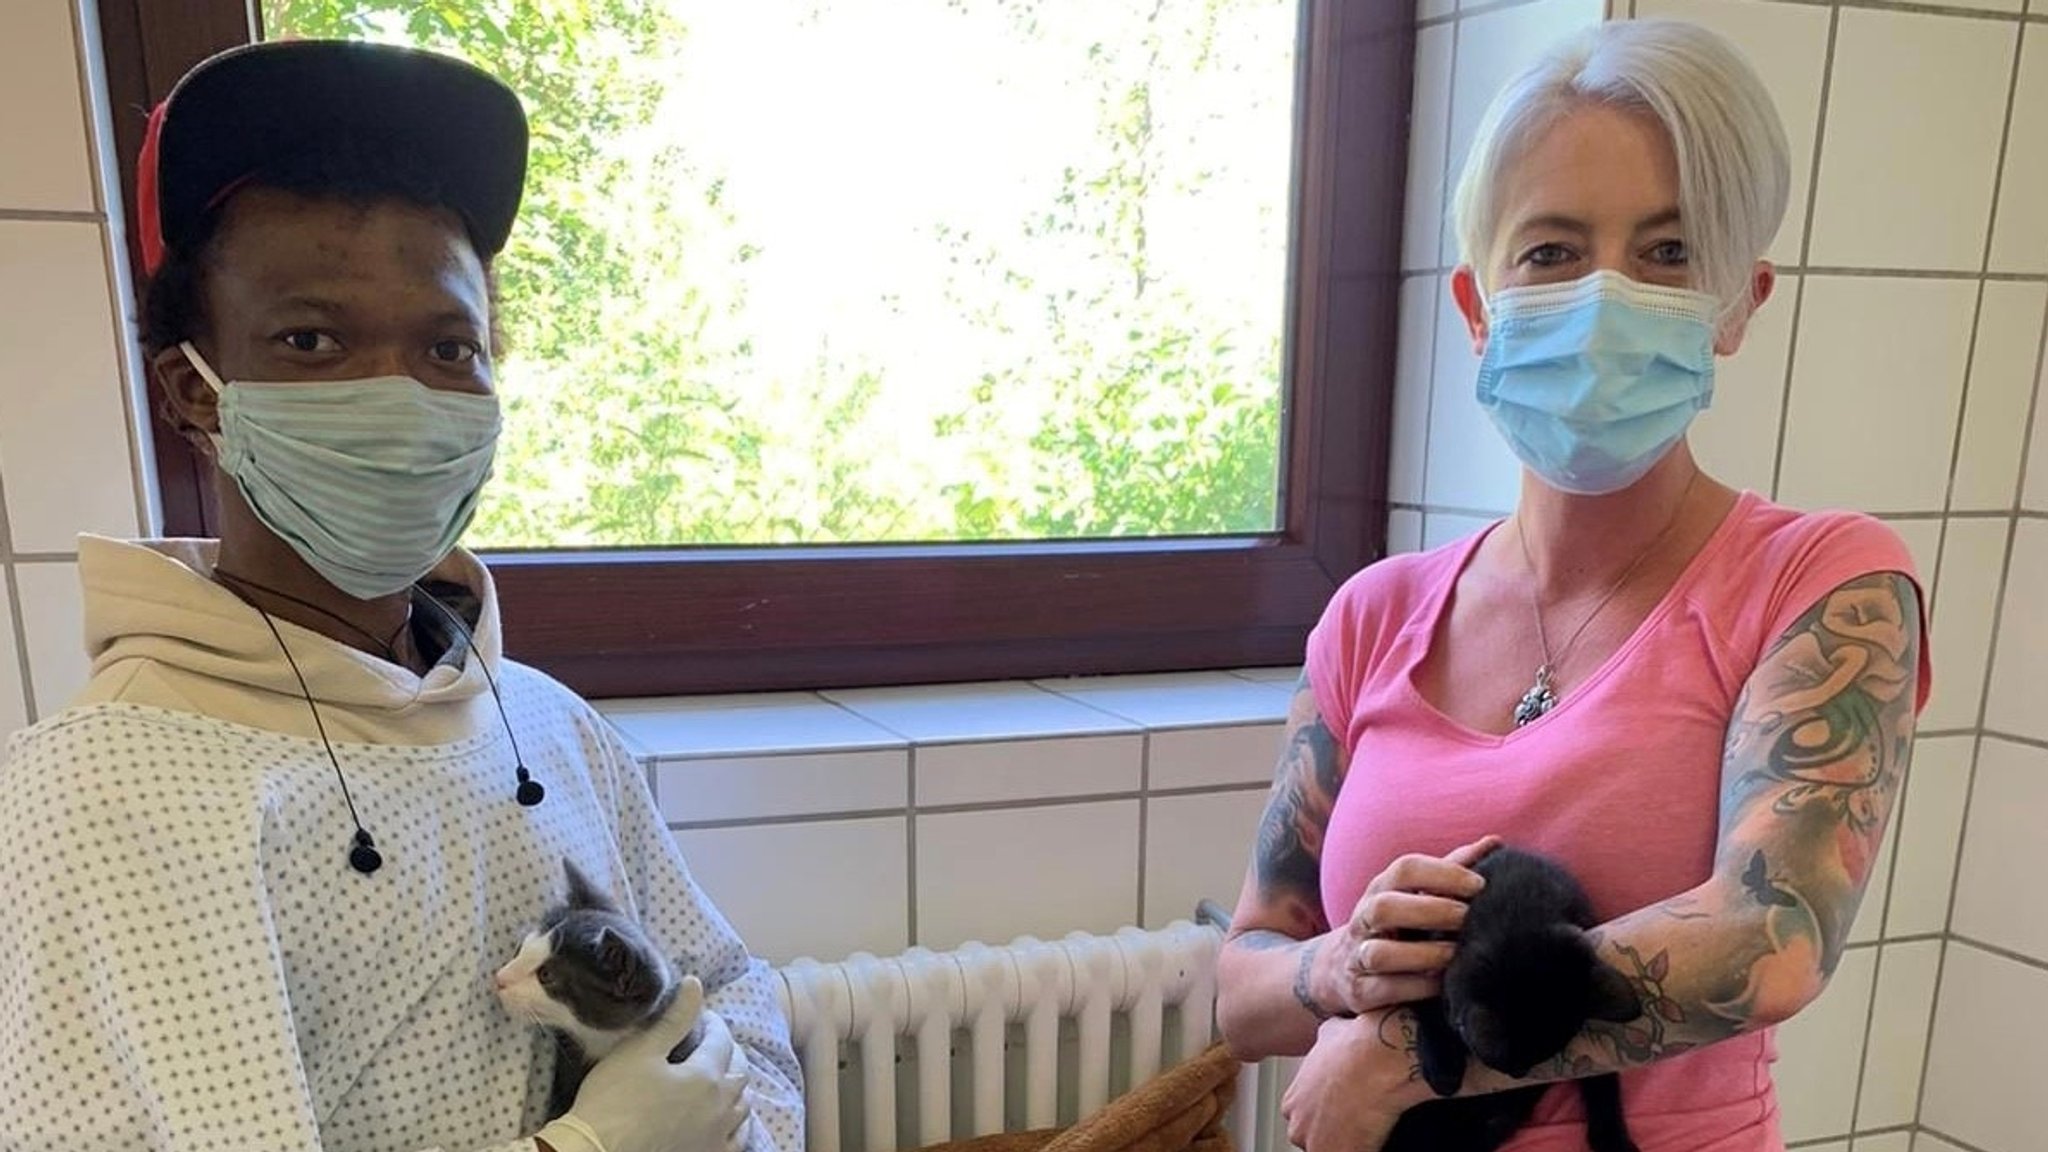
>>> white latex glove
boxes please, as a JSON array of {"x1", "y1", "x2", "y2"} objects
[{"x1": 535, "y1": 975, "x2": 752, "y2": 1152}]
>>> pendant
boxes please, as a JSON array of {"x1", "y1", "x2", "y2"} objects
[{"x1": 1513, "y1": 666, "x2": 1558, "y2": 728}]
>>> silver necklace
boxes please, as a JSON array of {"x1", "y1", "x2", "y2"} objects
[{"x1": 1510, "y1": 473, "x2": 1698, "y2": 728}]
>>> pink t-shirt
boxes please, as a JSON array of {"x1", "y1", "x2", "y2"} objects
[{"x1": 1305, "y1": 491, "x2": 1932, "y2": 1152}]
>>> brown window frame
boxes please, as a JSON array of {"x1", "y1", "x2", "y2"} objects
[{"x1": 96, "y1": 0, "x2": 1411, "y2": 699}]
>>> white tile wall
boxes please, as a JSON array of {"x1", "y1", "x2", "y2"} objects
[
  {"x1": 1390, "y1": 275, "x2": 1440, "y2": 504},
  {"x1": 1403, "y1": 23, "x2": 1455, "y2": 273},
  {"x1": 1989, "y1": 28, "x2": 2048, "y2": 275},
  {"x1": 653, "y1": 749, "x2": 907, "y2": 824},
  {"x1": 1777, "y1": 277, "x2": 1975, "y2": 514},
  {"x1": 1690, "y1": 271, "x2": 1796, "y2": 497},
  {"x1": 13, "y1": 561, "x2": 85, "y2": 715},
  {"x1": 1858, "y1": 941, "x2": 1943, "y2": 1131},
  {"x1": 1805, "y1": 10, "x2": 2015, "y2": 271},
  {"x1": 1952, "y1": 284, "x2": 2048, "y2": 511},
  {"x1": 673, "y1": 817, "x2": 910, "y2": 964},
  {"x1": 1142, "y1": 789, "x2": 1267, "y2": 929},
  {"x1": 1145, "y1": 723, "x2": 1283, "y2": 790},
  {"x1": 1853, "y1": 1135, "x2": 1912, "y2": 1152},
  {"x1": 1949, "y1": 738, "x2": 2048, "y2": 961},
  {"x1": 912, "y1": 734, "x2": 1142, "y2": 806},
  {"x1": 1884, "y1": 736, "x2": 1975, "y2": 939},
  {"x1": 0, "y1": 0, "x2": 148, "y2": 747},
  {"x1": 1983, "y1": 520, "x2": 2048, "y2": 741},
  {"x1": 1775, "y1": 945, "x2": 1877, "y2": 1143},
  {"x1": 915, "y1": 800, "x2": 1140, "y2": 950},
  {"x1": 1922, "y1": 518, "x2": 2012, "y2": 732},
  {"x1": 0, "y1": 0, "x2": 94, "y2": 213},
  {"x1": 1922, "y1": 944, "x2": 2048, "y2": 1152}
]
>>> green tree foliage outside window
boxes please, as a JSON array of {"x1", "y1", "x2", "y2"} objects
[{"x1": 265, "y1": 0, "x2": 1293, "y2": 547}]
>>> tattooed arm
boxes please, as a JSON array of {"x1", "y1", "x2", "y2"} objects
[
  {"x1": 1216, "y1": 675, "x2": 1351, "y2": 1059},
  {"x1": 1366, "y1": 572, "x2": 1924, "y2": 1103},
  {"x1": 1217, "y1": 674, "x2": 1492, "y2": 1060}
]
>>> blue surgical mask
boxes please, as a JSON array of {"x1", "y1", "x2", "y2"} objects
[
  {"x1": 183, "y1": 342, "x2": 501, "y2": 600},
  {"x1": 1475, "y1": 270, "x2": 1718, "y2": 496}
]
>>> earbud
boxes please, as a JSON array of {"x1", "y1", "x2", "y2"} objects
[
  {"x1": 515, "y1": 766, "x2": 546, "y2": 807},
  {"x1": 349, "y1": 828, "x2": 383, "y2": 875}
]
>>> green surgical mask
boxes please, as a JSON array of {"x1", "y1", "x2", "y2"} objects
[{"x1": 183, "y1": 342, "x2": 501, "y2": 600}]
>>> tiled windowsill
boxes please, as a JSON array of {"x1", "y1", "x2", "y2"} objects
[
  {"x1": 593, "y1": 668, "x2": 1304, "y2": 958},
  {"x1": 594, "y1": 668, "x2": 1300, "y2": 827}
]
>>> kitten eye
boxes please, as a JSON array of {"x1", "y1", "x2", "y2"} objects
[{"x1": 536, "y1": 966, "x2": 557, "y2": 989}]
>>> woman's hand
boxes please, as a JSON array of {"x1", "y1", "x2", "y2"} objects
[
  {"x1": 1309, "y1": 836, "x2": 1500, "y2": 1017},
  {"x1": 1281, "y1": 1010, "x2": 1435, "y2": 1152}
]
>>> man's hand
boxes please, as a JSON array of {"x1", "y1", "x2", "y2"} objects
[{"x1": 536, "y1": 976, "x2": 752, "y2": 1152}]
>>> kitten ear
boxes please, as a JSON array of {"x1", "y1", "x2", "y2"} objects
[
  {"x1": 563, "y1": 858, "x2": 618, "y2": 913},
  {"x1": 1586, "y1": 962, "x2": 1643, "y2": 1023}
]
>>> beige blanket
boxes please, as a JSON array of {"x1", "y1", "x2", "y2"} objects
[{"x1": 915, "y1": 1043, "x2": 1241, "y2": 1152}]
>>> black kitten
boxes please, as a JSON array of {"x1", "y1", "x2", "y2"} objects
[
  {"x1": 1382, "y1": 846, "x2": 1643, "y2": 1152},
  {"x1": 493, "y1": 859, "x2": 702, "y2": 1119}
]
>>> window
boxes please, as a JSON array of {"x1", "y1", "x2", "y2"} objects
[{"x1": 98, "y1": 0, "x2": 1410, "y2": 696}]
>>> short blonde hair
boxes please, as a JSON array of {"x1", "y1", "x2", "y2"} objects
[{"x1": 1452, "y1": 18, "x2": 1790, "y2": 314}]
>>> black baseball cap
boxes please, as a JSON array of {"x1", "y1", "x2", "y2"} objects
[{"x1": 137, "y1": 39, "x2": 529, "y2": 275}]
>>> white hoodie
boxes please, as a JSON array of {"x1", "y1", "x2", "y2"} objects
[{"x1": 0, "y1": 536, "x2": 803, "y2": 1152}]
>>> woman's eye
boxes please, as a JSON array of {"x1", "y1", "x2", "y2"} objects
[
  {"x1": 279, "y1": 331, "x2": 340, "y2": 354},
  {"x1": 1520, "y1": 243, "x2": 1574, "y2": 268},
  {"x1": 1647, "y1": 239, "x2": 1689, "y2": 265},
  {"x1": 431, "y1": 339, "x2": 481, "y2": 364}
]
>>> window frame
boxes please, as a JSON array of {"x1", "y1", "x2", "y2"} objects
[{"x1": 96, "y1": 0, "x2": 1412, "y2": 698}]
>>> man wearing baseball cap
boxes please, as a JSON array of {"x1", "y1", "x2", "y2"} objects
[{"x1": 0, "y1": 40, "x2": 800, "y2": 1152}]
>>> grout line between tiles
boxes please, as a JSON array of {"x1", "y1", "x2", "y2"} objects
[
  {"x1": 1980, "y1": 729, "x2": 2048, "y2": 751},
  {"x1": 8, "y1": 553, "x2": 82, "y2": 565},
  {"x1": 1771, "y1": 5, "x2": 1841, "y2": 499},
  {"x1": 1916, "y1": 1126, "x2": 1998, "y2": 1152},
  {"x1": 1787, "y1": 1122, "x2": 1917, "y2": 1149},
  {"x1": 0, "y1": 453, "x2": 39, "y2": 724},
  {"x1": 1137, "y1": 731, "x2": 1156, "y2": 926},
  {"x1": 1759, "y1": 0, "x2": 2043, "y2": 23},
  {"x1": 1848, "y1": 939, "x2": 1888, "y2": 1136},
  {"x1": 0, "y1": 208, "x2": 103, "y2": 224},
  {"x1": 662, "y1": 781, "x2": 1271, "y2": 831},
  {"x1": 905, "y1": 744, "x2": 919, "y2": 947},
  {"x1": 1948, "y1": 933, "x2": 2048, "y2": 974}
]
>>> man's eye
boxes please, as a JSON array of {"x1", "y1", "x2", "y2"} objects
[
  {"x1": 432, "y1": 339, "x2": 481, "y2": 364},
  {"x1": 279, "y1": 331, "x2": 340, "y2": 353}
]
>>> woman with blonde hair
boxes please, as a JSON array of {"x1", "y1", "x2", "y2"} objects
[{"x1": 1215, "y1": 18, "x2": 1930, "y2": 1152}]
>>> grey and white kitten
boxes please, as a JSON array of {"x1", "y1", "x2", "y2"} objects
[{"x1": 493, "y1": 859, "x2": 702, "y2": 1119}]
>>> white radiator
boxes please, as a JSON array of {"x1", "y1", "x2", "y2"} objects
[{"x1": 772, "y1": 921, "x2": 1290, "y2": 1152}]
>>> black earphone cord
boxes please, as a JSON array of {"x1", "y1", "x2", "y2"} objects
[{"x1": 244, "y1": 585, "x2": 543, "y2": 877}]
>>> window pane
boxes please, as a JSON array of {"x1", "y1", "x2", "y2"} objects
[{"x1": 262, "y1": 0, "x2": 1298, "y2": 547}]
